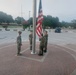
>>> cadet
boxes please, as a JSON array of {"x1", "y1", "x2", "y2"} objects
[
  {"x1": 44, "y1": 31, "x2": 48, "y2": 52},
  {"x1": 38, "y1": 34, "x2": 45, "y2": 56},
  {"x1": 17, "y1": 31, "x2": 22, "y2": 55},
  {"x1": 29, "y1": 31, "x2": 33, "y2": 50}
]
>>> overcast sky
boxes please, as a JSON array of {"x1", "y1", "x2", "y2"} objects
[{"x1": 0, "y1": 0, "x2": 76, "y2": 22}]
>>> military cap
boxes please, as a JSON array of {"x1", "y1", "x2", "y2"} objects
[{"x1": 18, "y1": 31, "x2": 22, "y2": 34}]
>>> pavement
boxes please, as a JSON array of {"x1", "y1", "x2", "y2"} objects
[
  {"x1": 0, "y1": 42, "x2": 76, "y2": 75},
  {"x1": 0, "y1": 29, "x2": 76, "y2": 75}
]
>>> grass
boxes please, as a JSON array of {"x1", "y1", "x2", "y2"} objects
[
  {"x1": 0, "y1": 25, "x2": 23, "y2": 28},
  {"x1": 8, "y1": 25, "x2": 23, "y2": 28}
]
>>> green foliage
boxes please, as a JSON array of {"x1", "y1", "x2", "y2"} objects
[
  {"x1": 60, "y1": 21, "x2": 72, "y2": 28},
  {"x1": 0, "y1": 11, "x2": 14, "y2": 24},
  {"x1": 27, "y1": 15, "x2": 60, "y2": 29},
  {"x1": 0, "y1": 11, "x2": 76, "y2": 29},
  {"x1": 22, "y1": 21, "x2": 29, "y2": 30},
  {"x1": 15, "y1": 16, "x2": 25, "y2": 25},
  {"x1": 71, "y1": 19, "x2": 76, "y2": 29},
  {"x1": 43, "y1": 15, "x2": 60, "y2": 28},
  {"x1": 28, "y1": 17, "x2": 33, "y2": 25}
]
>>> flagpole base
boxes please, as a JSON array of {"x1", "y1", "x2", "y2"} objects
[{"x1": 31, "y1": 51, "x2": 37, "y2": 54}]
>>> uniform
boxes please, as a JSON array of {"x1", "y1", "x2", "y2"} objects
[
  {"x1": 29, "y1": 33, "x2": 33, "y2": 50},
  {"x1": 39, "y1": 36, "x2": 45, "y2": 56},
  {"x1": 44, "y1": 34, "x2": 48, "y2": 52},
  {"x1": 17, "y1": 31, "x2": 22, "y2": 55}
]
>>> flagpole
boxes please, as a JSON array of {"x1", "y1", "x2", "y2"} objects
[{"x1": 31, "y1": 0, "x2": 36, "y2": 54}]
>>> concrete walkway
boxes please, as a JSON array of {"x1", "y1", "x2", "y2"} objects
[{"x1": 0, "y1": 42, "x2": 76, "y2": 75}]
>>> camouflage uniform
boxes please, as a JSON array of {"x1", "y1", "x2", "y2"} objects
[
  {"x1": 39, "y1": 35, "x2": 45, "y2": 55},
  {"x1": 44, "y1": 34, "x2": 48, "y2": 52},
  {"x1": 17, "y1": 31, "x2": 22, "y2": 55},
  {"x1": 29, "y1": 33, "x2": 33, "y2": 50}
]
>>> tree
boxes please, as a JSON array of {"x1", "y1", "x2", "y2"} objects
[
  {"x1": 15, "y1": 16, "x2": 25, "y2": 25},
  {"x1": 0, "y1": 11, "x2": 14, "y2": 30},
  {"x1": 0, "y1": 11, "x2": 14, "y2": 23},
  {"x1": 60, "y1": 21, "x2": 71, "y2": 28},
  {"x1": 22, "y1": 21, "x2": 29, "y2": 30},
  {"x1": 6, "y1": 15, "x2": 14, "y2": 24},
  {"x1": 42, "y1": 16, "x2": 47, "y2": 29},
  {"x1": 28, "y1": 17, "x2": 33, "y2": 30},
  {"x1": 52, "y1": 17, "x2": 60, "y2": 28},
  {"x1": 28, "y1": 17, "x2": 33, "y2": 25},
  {"x1": 71, "y1": 19, "x2": 76, "y2": 28},
  {"x1": 42, "y1": 15, "x2": 60, "y2": 28}
]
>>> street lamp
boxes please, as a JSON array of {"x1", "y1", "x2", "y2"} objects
[
  {"x1": 29, "y1": 11, "x2": 31, "y2": 30},
  {"x1": 29, "y1": 11, "x2": 31, "y2": 19}
]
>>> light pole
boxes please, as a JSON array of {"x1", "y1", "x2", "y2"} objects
[
  {"x1": 31, "y1": 0, "x2": 36, "y2": 54},
  {"x1": 29, "y1": 11, "x2": 30, "y2": 19},
  {"x1": 29, "y1": 11, "x2": 31, "y2": 30},
  {"x1": 21, "y1": 4, "x2": 22, "y2": 24}
]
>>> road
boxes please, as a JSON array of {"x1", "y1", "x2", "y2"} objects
[
  {"x1": 0, "y1": 29, "x2": 76, "y2": 75},
  {"x1": 0, "y1": 29, "x2": 76, "y2": 45}
]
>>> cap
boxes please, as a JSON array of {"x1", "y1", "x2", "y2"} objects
[{"x1": 18, "y1": 31, "x2": 22, "y2": 34}]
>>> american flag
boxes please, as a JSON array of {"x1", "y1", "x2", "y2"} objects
[{"x1": 36, "y1": 0, "x2": 43, "y2": 38}]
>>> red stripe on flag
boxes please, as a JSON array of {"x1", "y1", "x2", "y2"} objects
[{"x1": 36, "y1": 0, "x2": 43, "y2": 38}]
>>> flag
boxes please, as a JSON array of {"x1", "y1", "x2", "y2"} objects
[{"x1": 36, "y1": 0, "x2": 43, "y2": 38}]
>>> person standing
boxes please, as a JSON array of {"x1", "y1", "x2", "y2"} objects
[
  {"x1": 17, "y1": 31, "x2": 22, "y2": 55},
  {"x1": 38, "y1": 34, "x2": 45, "y2": 56},
  {"x1": 44, "y1": 31, "x2": 48, "y2": 52},
  {"x1": 29, "y1": 31, "x2": 33, "y2": 50}
]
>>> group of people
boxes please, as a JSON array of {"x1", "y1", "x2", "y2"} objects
[
  {"x1": 29, "y1": 30, "x2": 48, "y2": 56},
  {"x1": 17, "y1": 30, "x2": 48, "y2": 56}
]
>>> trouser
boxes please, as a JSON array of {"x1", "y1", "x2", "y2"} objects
[
  {"x1": 30, "y1": 44, "x2": 32, "y2": 50},
  {"x1": 39, "y1": 46, "x2": 44, "y2": 55},
  {"x1": 30, "y1": 41, "x2": 32, "y2": 50},
  {"x1": 17, "y1": 45, "x2": 21, "y2": 54},
  {"x1": 44, "y1": 43, "x2": 47, "y2": 52}
]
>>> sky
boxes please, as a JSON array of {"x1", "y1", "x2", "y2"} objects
[{"x1": 0, "y1": 0, "x2": 76, "y2": 22}]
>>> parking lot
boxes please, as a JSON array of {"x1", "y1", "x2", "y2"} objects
[
  {"x1": 0, "y1": 28, "x2": 76, "y2": 45},
  {"x1": 0, "y1": 28, "x2": 76, "y2": 75}
]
